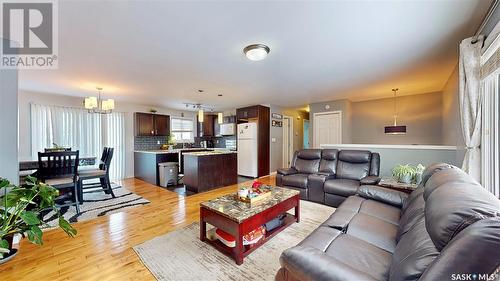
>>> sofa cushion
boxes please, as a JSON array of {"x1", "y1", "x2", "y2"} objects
[
  {"x1": 359, "y1": 200, "x2": 400, "y2": 225},
  {"x1": 324, "y1": 179, "x2": 360, "y2": 197},
  {"x1": 294, "y1": 149, "x2": 321, "y2": 174},
  {"x1": 336, "y1": 150, "x2": 371, "y2": 180},
  {"x1": 346, "y1": 213, "x2": 398, "y2": 253},
  {"x1": 390, "y1": 217, "x2": 439, "y2": 281},
  {"x1": 319, "y1": 149, "x2": 338, "y2": 175},
  {"x1": 425, "y1": 170, "x2": 500, "y2": 251},
  {"x1": 397, "y1": 192, "x2": 425, "y2": 241},
  {"x1": 325, "y1": 234, "x2": 392, "y2": 281},
  {"x1": 358, "y1": 185, "x2": 407, "y2": 208},
  {"x1": 322, "y1": 209, "x2": 357, "y2": 229},
  {"x1": 298, "y1": 226, "x2": 342, "y2": 252},
  {"x1": 282, "y1": 174, "x2": 309, "y2": 189}
]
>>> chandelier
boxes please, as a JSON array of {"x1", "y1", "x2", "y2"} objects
[
  {"x1": 384, "y1": 88, "x2": 407, "y2": 135},
  {"x1": 84, "y1": 87, "x2": 115, "y2": 114}
]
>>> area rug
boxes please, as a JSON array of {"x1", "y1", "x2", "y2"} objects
[
  {"x1": 133, "y1": 200, "x2": 334, "y2": 281},
  {"x1": 42, "y1": 184, "x2": 150, "y2": 227}
]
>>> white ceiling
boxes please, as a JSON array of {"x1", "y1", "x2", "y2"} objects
[{"x1": 19, "y1": 0, "x2": 492, "y2": 111}]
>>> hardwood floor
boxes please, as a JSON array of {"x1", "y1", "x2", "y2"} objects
[{"x1": 1, "y1": 175, "x2": 276, "y2": 280}]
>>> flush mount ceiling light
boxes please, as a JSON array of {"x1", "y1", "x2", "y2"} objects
[
  {"x1": 243, "y1": 44, "x2": 270, "y2": 61},
  {"x1": 384, "y1": 88, "x2": 407, "y2": 135}
]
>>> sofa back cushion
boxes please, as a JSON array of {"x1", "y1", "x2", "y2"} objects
[
  {"x1": 293, "y1": 149, "x2": 321, "y2": 174},
  {"x1": 419, "y1": 217, "x2": 500, "y2": 281},
  {"x1": 319, "y1": 149, "x2": 338, "y2": 175},
  {"x1": 397, "y1": 189, "x2": 425, "y2": 242},
  {"x1": 336, "y1": 150, "x2": 371, "y2": 180},
  {"x1": 390, "y1": 217, "x2": 439, "y2": 281},
  {"x1": 424, "y1": 167, "x2": 500, "y2": 251}
]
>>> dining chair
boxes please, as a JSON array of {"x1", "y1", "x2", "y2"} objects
[
  {"x1": 37, "y1": 150, "x2": 81, "y2": 214},
  {"x1": 77, "y1": 147, "x2": 115, "y2": 201}
]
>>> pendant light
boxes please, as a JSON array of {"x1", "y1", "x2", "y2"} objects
[
  {"x1": 198, "y1": 108, "x2": 204, "y2": 123},
  {"x1": 384, "y1": 88, "x2": 407, "y2": 135},
  {"x1": 84, "y1": 87, "x2": 115, "y2": 114},
  {"x1": 218, "y1": 112, "x2": 223, "y2": 124}
]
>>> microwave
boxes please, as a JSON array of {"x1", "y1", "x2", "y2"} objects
[{"x1": 220, "y1": 123, "x2": 235, "y2": 136}]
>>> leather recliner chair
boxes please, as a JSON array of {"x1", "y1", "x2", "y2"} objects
[{"x1": 277, "y1": 149, "x2": 381, "y2": 207}]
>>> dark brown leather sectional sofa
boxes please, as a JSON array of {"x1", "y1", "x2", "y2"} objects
[
  {"x1": 276, "y1": 149, "x2": 381, "y2": 207},
  {"x1": 276, "y1": 163, "x2": 500, "y2": 281}
]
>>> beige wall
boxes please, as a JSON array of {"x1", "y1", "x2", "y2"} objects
[
  {"x1": 269, "y1": 105, "x2": 309, "y2": 172},
  {"x1": 352, "y1": 92, "x2": 443, "y2": 145},
  {"x1": 309, "y1": 99, "x2": 352, "y2": 145},
  {"x1": 442, "y1": 66, "x2": 464, "y2": 146}
]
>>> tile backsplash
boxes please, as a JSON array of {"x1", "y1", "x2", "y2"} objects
[{"x1": 134, "y1": 136, "x2": 168, "y2": 150}]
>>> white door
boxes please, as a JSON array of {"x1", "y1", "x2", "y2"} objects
[
  {"x1": 313, "y1": 111, "x2": 342, "y2": 148},
  {"x1": 282, "y1": 116, "x2": 293, "y2": 167}
]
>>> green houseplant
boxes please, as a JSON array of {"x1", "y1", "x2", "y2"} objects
[
  {"x1": 0, "y1": 176, "x2": 77, "y2": 261},
  {"x1": 414, "y1": 164, "x2": 426, "y2": 184},
  {"x1": 392, "y1": 164, "x2": 416, "y2": 184},
  {"x1": 166, "y1": 133, "x2": 177, "y2": 150}
]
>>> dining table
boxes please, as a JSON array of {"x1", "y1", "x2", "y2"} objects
[{"x1": 19, "y1": 157, "x2": 97, "y2": 171}]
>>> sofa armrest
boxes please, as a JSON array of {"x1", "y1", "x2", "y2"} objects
[
  {"x1": 278, "y1": 246, "x2": 378, "y2": 281},
  {"x1": 357, "y1": 185, "x2": 408, "y2": 207},
  {"x1": 360, "y1": 175, "x2": 381, "y2": 185},
  {"x1": 277, "y1": 167, "x2": 298, "y2": 176}
]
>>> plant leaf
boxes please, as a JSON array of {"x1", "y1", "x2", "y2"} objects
[
  {"x1": 59, "y1": 217, "x2": 77, "y2": 237},
  {"x1": 20, "y1": 211, "x2": 41, "y2": 225},
  {"x1": 26, "y1": 225, "x2": 43, "y2": 245}
]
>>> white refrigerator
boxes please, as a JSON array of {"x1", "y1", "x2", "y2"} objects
[{"x1": 237, "y1": 122, "x2": 258, "y2": 178}]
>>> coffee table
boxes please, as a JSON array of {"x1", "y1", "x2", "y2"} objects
[{"x1": 200, "y1": 187, "x2": 300, "y2": 265}]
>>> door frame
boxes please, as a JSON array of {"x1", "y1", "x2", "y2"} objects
[
  {"x1": 282, "y1": 115, "x2": 294, "y2": 167},
  {"x1": 313, "y1": 111, "x2": 342, "y2": 148},
  {"x1": 302, "y1": 118, "x2": 310, "y2": 149}
]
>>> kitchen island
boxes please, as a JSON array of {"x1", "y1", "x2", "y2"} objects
[{"x1": 183, "y1": 151, "x2": 237, "y2": 193}]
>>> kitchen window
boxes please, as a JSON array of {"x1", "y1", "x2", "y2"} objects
[{"x1": 170, "y1": 117, "x2": 194, "y2": 143}]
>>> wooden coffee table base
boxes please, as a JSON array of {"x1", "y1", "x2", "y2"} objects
[{"x1": 200, "y1": 194, "x2": 300, "y2": 265}]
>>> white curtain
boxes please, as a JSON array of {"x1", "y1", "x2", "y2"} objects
[
  {"x1": 30, "y1": 104, "x2": 126, "y2": 180},
  {"x1": 459, "y1": 37, "x2": 483, "y2": 182},
  {"x1": 104, "y1": 112, "x2": 126, "y2": 180},
  {"x1": 30, "y1": 104, "x2": 102, "y2": 160},
  {"x1": 481, "y1": 72, "x2": 500, "y2": 197}
]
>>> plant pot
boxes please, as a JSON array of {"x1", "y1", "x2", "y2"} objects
[
  {"x1": 399, "y1": 174, "x2": 412, "y2": 184},
  {"x1": 0, "y1": 235, "x2": 18, "y2": 265},
  {"x1": 414, "y1": 173, "x2": 423, "y2": 185}
]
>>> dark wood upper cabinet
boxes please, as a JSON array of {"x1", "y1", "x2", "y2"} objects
[
  {"x1": 135, "y1": 113, "x2": 170, "y2": 136},
  {"x1": 197, "y1": 114, "x2": 215, "y2": 137},
  {"x1": 154, "y1": 114, "x2": 170, "y2": 136},
  {"x1": 236, "y1": 106, "x2": 258, "y2": 121}
]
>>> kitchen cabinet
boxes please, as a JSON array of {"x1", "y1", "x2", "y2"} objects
[
  {"x1": 236, "y1": 106, "x2": 258, "y2": 120},
  {"x1": 135, "y1": 113, "x2": 170, "y2": 136},
  {"x1": 197, "y1": 114, "x2": 216, "y2": 137},
  {"x1": 223, "y1": 115, "x2": 236, "y2": 124}
]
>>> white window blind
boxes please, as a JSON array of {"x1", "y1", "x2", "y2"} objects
[{"x1": 170, "y1": 117, "x2": 194, "y2": 142}]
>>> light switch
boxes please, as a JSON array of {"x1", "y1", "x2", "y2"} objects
[
  {"x1": 157, "y1": 141, "x2": 161, "y2": 144},
  {"x1": 271, "y1": 138, "x2": 276, "y2": 143}
]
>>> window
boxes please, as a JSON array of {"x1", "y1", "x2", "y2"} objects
[
  {"x1": 30, "y1": 103, "x2": 126, "y2": 180},
  {"x1": 170, "y1": 117, "x2": 194, "y2": 143}
]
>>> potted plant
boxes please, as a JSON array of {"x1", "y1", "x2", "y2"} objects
[
  {"x1": 0, "y1": 176, "x2": 77, "y2": 264},
  {"x1": 166, "y1": 133, "x2": 177, "y2": 150},
  {"x1": 414, "y1": 164, "x2": 426, "y2": 184},
  {"x1": 392, "y1": 164, "x2": 416, "y2": 184}
]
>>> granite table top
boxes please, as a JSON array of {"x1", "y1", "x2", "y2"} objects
[{"x1": 200, "y1": 187, "x2": 300, "y2": 223}]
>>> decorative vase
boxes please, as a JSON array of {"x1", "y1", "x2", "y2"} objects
[{"x1": 399, "y1": 174, "x2": 412, "y2": 184}]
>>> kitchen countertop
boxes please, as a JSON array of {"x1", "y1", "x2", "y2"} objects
[
  {"x1": 183, "y1": 150, "x2": 237, "y2": 156},
  {"x1": 134, "y1": 148, "x2": 236, "y2": 154}
]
